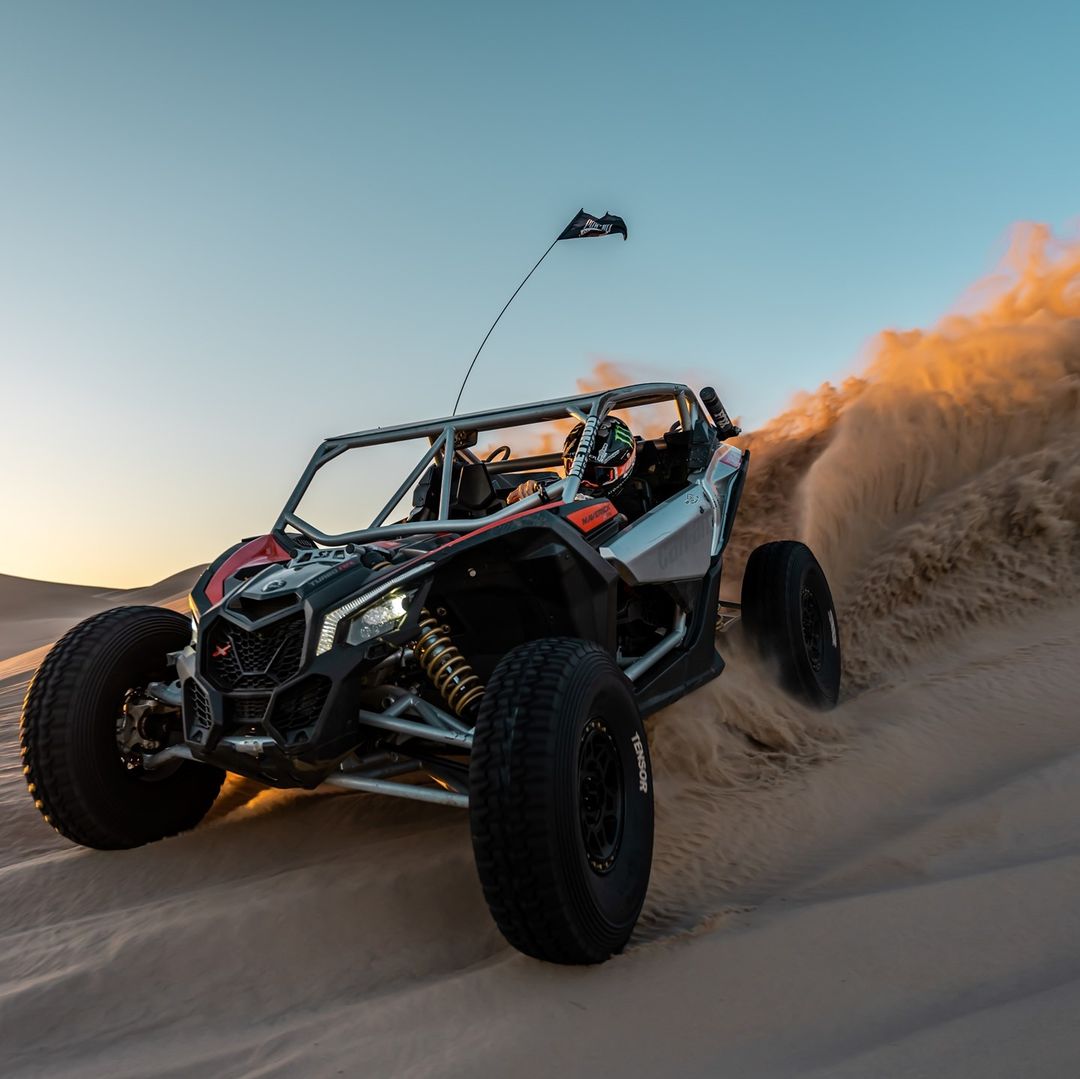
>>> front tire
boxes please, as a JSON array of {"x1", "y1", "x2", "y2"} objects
[
  {"x1": 741, "y1": 540, "x2": 842, "y2": 707},
  {"x1": 20, "y1": 606, "x2": 226, "y2": 849},
  {"x1": 469, "y1": 638, "x2": 653, "y2": 964}
]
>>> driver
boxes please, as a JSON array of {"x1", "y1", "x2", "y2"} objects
[{"x1": 506, "y1": 416, "x2": 637, "y2": 505}]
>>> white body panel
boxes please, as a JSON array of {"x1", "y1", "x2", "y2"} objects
[{"x1": 600, "y1": 444, "x2": 744, "y2": 585}]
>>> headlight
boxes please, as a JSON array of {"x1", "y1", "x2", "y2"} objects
[
  {"x1": 346, "y1": 590, "x2": 411, "y2": 645},
  {"x1": 316, "y1": 589, "x2": 414, "y2": 654},
  {"x1": 188, "y1": 595, "x2": 200, "y2": 644},
  {"x1": 315, "y1": 562, "x2": 433, "y2": 656}
]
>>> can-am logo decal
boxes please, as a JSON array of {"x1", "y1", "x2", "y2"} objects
[
  {"x1": 212, "y1": 642, "x2": 232, "y2": 658},
  {"x1": 631, "y1": 733, "x2": 648, "y2": 793},
  {"x1": 657, "y1": 510, "x2": 709, "y2": 570}
]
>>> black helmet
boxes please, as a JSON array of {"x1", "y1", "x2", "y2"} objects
[{"x1": 562, "y1": 416, "x2": 636, "y2": 495}]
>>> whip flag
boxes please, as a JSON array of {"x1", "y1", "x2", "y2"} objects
[
  {"x1": 453, "y1": 207, "x2": 630, "y2": 414},
  {"x1": 558, "y1": 209, "x2": 628, "y2": 241}
]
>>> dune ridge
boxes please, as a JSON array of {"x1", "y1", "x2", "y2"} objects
[{"x1": 0, "y1": 567, "x2": 207, "y2": 662}]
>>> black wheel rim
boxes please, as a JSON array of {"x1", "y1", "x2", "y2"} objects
[
  {"x1": 578, "y1": 717, "x2": 624, "y2": 874},
  {"x1": 800, "y1": 586, "x2": 825, "y2": 673}
]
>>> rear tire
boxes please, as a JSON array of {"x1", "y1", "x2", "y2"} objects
[
  {"x1": 741, "y1": 541, "x2": 841, "y2": 707},
  {"x1": 469, "y1": 638, "x2": 653, "y2": 964},
  {"x1": 20, "y1": 606, "x2": 226, "y2": 849}
]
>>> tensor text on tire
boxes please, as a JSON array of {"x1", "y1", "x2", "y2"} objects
[{"x1": 631, "y1": 733, "x2": 648, "y2": 793}]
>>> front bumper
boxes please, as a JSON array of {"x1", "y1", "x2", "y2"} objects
[{"x1": 175, "y1": 588, "x2": 430, "y2": 781}]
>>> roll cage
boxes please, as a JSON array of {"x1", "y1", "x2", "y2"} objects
[{"x1": 274, "y1": 382, "x2": 705, "y2": 547}]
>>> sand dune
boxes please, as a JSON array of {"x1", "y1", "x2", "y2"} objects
[
  {"x1": 2, "y1": 606, "x2": 1077, "y2": 1078},
  {"x1": 2, "y1": 223, "x2": 1080, "y2": 1076},
  {"x1": 0, "y1": 568, "x2": 205, "y2": 662}
]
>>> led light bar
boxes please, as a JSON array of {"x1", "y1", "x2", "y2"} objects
[{"x1": 315, "y1": 561, "x2": 433, "y2": 656}]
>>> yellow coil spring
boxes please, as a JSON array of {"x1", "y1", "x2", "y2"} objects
[{"x1": 414, "y1": 610, "x2": 485, "y2": 717}]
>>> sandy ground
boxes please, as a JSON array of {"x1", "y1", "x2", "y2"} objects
[
  {"x1": 2, "y1": 593, "x2": 1078, "y2": 1078},
  {"x1": 2, "y1": 226, "x2": 1079, "y2": 1076}
]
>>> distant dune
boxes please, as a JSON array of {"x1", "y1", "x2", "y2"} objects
[{"x1": 0, "y1": 567, "x2": 206, "y2": 662}]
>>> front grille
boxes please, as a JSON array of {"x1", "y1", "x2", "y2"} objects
[
  {"x1": 184, "y1": 680, "x2": 214, "y2": 744},
  {"x1": 271, "y1": 675, "x2": 331, "y2": 736},
  {"x1": 226, "y1": 695, "x2": 270, "y2": 726},
  {"x1": 206, "y1": 614, "x2": 306, "y2": 691}
]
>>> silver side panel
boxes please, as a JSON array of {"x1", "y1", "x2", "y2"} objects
[
  {"x1": 601, "y1": 489, "x2": 714, "y2": 583},
  {"x1": 600, "y1": 444, "x2": 745, "y2": 585},
  {"x1": 707, "y1": 443, "x2": 745, "y2": 554}
]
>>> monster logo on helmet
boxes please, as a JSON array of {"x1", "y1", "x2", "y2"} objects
[{"x1": 562, "y1": 416, "x2": 637, "y2": 496}]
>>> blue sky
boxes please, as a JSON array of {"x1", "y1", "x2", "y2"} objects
[{"x1": 2, "y1": 0, "x2": 1079, "y2": 585}]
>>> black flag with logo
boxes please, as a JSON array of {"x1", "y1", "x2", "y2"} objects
[{"x1": 558, "y1": 208, "x2": 628, "y2": 241}]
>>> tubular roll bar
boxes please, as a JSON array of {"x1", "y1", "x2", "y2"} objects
[{"x1": 274, "y1": 383, "x2": 702, "y2": 547}]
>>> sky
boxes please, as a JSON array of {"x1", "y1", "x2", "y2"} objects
[{"x1": 2, "y1": 0, "x2": 1079, "y2": 586}]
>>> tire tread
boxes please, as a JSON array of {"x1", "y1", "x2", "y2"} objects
[
  {"x1": 469, "y1": 637, "x2": 649, "y2": 964},
  {"x1": 20, "y1": 606, "x2": 224, "y2": 849}
]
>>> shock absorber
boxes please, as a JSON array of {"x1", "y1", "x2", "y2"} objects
[{"x1": 414, "y1": 609, "x2": 485, "y2": 718}]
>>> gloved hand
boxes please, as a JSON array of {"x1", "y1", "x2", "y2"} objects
[{"x1": 506, "y1": 479, "x2": 543, "y2": 505}]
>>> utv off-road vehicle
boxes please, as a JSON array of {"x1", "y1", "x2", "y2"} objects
[{"x1": 20, "y1": 382, "x2": 840, "y2": 964}]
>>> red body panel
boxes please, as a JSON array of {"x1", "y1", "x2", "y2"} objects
[
  {"x1": 204, "y1": 535, "x2": 292, "y2": 604},
  {"x1": 566, "y1": 500, "x2": 617, "y2": 533}
]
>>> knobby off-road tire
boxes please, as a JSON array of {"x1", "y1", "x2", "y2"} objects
[
  {"x1": 741, "y1": 540, "x2": 841, "y2": 708},
  {"x1": 469, "y1": 638, "x2": 654, "y2": 965},
  {"x1": 20, "y1": 606, "x2": 225, "y2": 849}
]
